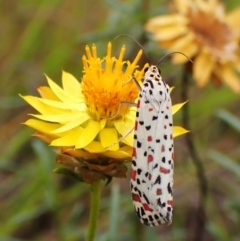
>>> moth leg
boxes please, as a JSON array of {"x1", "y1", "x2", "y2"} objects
[
  {"x1": 104, "y1": 101, "x2": 137, "y2": 149},
  {"x1": 123, "y1": 75, "x2": 142, "y2": 91},
  {"x1": 104, "y1": 101, "x2": 137, "y2": 121},
  {"x1": 105, "y1": 126, "x2": 134, "y2": 149}
]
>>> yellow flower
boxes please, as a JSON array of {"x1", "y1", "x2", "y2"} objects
[
  {"x1": 21, "y1": 42, "x2": 187, "y2": 182},
  {"x1": 145, "y1": 0, "x2": 240, "y2": 92}
]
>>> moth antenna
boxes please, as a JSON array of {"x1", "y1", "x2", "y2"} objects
[
  {"x1": 156, "y1": 52, "x2": 193, "y2": 67},
  {"x1": 114, "y1": 34, "x2": 150, "y2": 63}
]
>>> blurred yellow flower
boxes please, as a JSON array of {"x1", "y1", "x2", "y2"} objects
[
  {"x1": 21, "y1": 42, "x2": 187, "y2": 182},
  {"x1": 145, "y1": 0, "x2": 240, "y2": 92}
]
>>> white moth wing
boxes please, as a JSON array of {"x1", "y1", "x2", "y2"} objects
[
  {"x1": 151, "y1": 83, "x2": 174, "y2": 223},
  {"x1": 131, "y1": 65, "x2": 174, "y2": 226}
]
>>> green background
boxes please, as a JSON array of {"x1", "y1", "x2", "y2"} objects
[{"x1": 1, "y1": 0, "x2": 240, "y2": 240}]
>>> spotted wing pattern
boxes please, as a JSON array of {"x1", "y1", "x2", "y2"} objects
[{"x1": 130, "y1": 65, "x2": 174, "y2": 226}]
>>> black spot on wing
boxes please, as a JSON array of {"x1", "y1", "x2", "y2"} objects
[
  {"x1": 154, "y1": 175, "x2": 161, "y2": 185},
  {"x1": 146, "y1": 126, "x2": 151, "y2": 130},
  {"x1": 167, "y1": 183, "x2": 172, "y2": 194},
  {"x1": 148, "y1": 80, "x2": 154, "y2": 89},
  {"x1": 143, "y1": 193, "x2": 150, "y2": 204},
  {"x1": 137, "y1": 141, "x2": 142, "y2": 148},
  {"x1": 153, "y1": 163, "x2": 158, "y2": 169}
]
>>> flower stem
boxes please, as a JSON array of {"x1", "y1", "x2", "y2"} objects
[
  {"x1": 87, "y1": 180, "x2": 102, "y2": 241},
  {"x1": 181, "y1": 64, "x2": 208, "y2": 241},
  {"x1": 181, "y1": 64, "x2": 208, "y2": 204}
]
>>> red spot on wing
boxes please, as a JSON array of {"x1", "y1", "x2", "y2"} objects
[
  {"x1": 137, "y1": 100, "x2": 141, "y2": 108},
  {"x1": 167, "y1": 200, "x2": 173, "y2": 207},
  {"x1": 143, "y1": 203, "x2": 153, "y2": 212},
  {"x1": 172, "y1": 152, "x2": 174, "y2": 160},
  {"x1": 156, "y1": 188, "x2": 162, "y2": 195},
  {"x1": 160, "y1": 167, "x2": 170, "y2": 174},
  {"x1": 148, "y1": 174, "x2": 152, "y2": 181},
  {"x1": 161, "y1": 145, "x2": 165, "y2": 152},
  {"x1": 147, "y1": 136, "x2": 152, "y2": 141},
  {"x1": 132, "y1": 193, "x2": 141, "y2": 202},
  {"x1": 170, "y1": 134, "x2": 173, "y2": 139},
  {"x1": 131, "y1": 170, "x2": 137, "y2": 181},
  {"x1": 148, "y1": 155, "x2": 153, "y2": 163},
  {"x1": 135, "y1": 121, "x2": 138, "y2": 131},
  {"x1": 132, "y1": 147, "x2": 136, "y2": 157},
  {"x1": 164, "y1": 125, "x2": 166, "y2": 129},
  {"x1": 148, "y1": 108, "x2": 153, "y2": 112}
]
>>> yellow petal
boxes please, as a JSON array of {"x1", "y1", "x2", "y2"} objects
[
  {"x1": 100, "y1": 119, "x2": 107, "y2": 130},
  {"x1": 234, "y1": 57, "x2": 240, "y2": 72},
  {"x1": 46, "y1": 75, "x2": 81, "y2": 104},
  {"x1": 172, "y1": 101, "x2": 187, "y2": 115},
  {"x1": 172, "y1": 41, "x2": 199, "y2": 64},
  {"x1": 226, "y1": 7, "x2": 240, "y2": 29},
  {"x1": 157, "y1": 39, "x2": 178, "y2": 49},
  {"x1": 114, "y1": 117, "x2": 135, "y2": 146},
  {"x1": 84, "y1": 141, "x2": 106, "y2": 153},
  {"x1": 168, "y1": 33, "x2": 195, "y2": 52},
  {"x1": 125, "y1": 107, "x2": 137, "y2": 122},
  {"x1": 193, "y1": 50, "x2": 215, "y2": 87},
  {"x1": 31, "y1": 112, "x2": 89, "y2": 124},
  {"x1": 173, "y1": 126, "x2": 189, "y2": 138},
  {"x1": 206, "y1": 0, "x2": 224, "y2": 15},
  {"x1": 24, "y1": 119, "x2": 61, "y2": 134},
  {"x1": 152, "y1": 24, "x2": 187, "y2": 41},
  {"x1": 20, "y1": 95, "x2": 68, "y2": 115},
  {"x1": 76, "y1": 120, "x2": 101, "y2": 149},
  {"x1": 145, "y1": 14, "x2": 186, "y2": 29},
  {"x1": 102, "y1": 146, "x2": 132, "y2": 160},
  {"x1": 61, "y1": 71, "x2": 82, "y2": 99},
  {"x1": 214, "y1": 63, "x2": 240, "y2": 93},
  {"x1": 51, "y1": 127, "x2": 83, "y2": 146},
  {"x1": 38, "y1": 98, "x2": 86, "y2": 111},
  {"x1": 170, "y1": 86, "x2": 175, "y2": 93},
  {"x1": 99, "y1": 128, "x2": 119, "y2": 151},
  {"x1": 37, "y1": 86, "x2": 59, "y2": 100},
  {"x1": 173, "y1": 0, "x2": 191, "y2": 14},
  {"x1": 195, "y1": 0, "x2": 217, "y2": 12},
  {"x1": 51, "y1": 116, "x2": 89, "y2": 134}
]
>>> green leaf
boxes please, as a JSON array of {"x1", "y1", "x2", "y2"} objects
[
  {"x1": 208, "y1": 150, "x2": 240, "y2": 179},
  {"x1": 207, "y1": 222, "x2": 230, "y2": 241},
  {"x1": 216, "y1": 109, "x2": 240, "y2": 133}
]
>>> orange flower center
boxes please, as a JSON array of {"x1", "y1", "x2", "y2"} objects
[
  {"x1": 187, "y1": 8, "x2": 237, "y2": 61},
  {"x1": 81, "y1": 43, "x2": 144, "y2": 122}
]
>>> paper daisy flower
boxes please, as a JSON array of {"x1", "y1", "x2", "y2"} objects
[
  {"x1": 21, "y1": 42, "x2": 187, "y2": 183},
  {"x1": 145, "y1": 0, "x2": 240, "y2": 92}
]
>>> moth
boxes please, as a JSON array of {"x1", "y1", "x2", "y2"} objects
[
  {"x1": 130, "y1": 64, "x2": 174, "y2": 226},
  {"x1": 112, "y1": 34, "x2": 190, "y2": 226}
]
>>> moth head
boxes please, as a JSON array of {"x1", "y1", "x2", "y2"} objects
[{"x1": 144, "y1": 65, "x2": 162, "y2": 82}]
